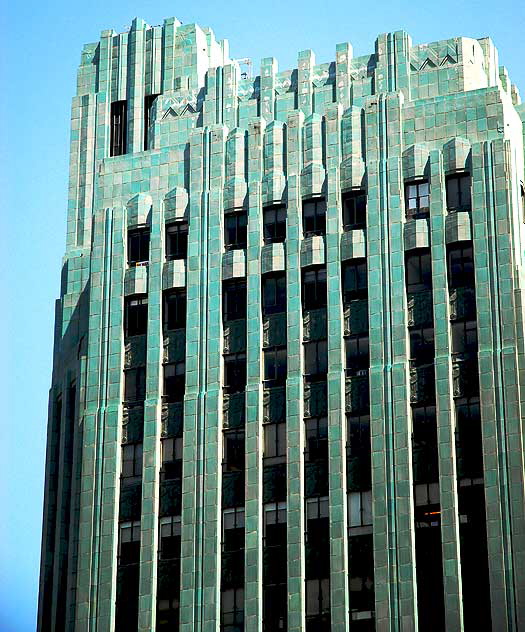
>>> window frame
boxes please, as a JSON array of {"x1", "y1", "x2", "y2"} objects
[
  {"x1": 342, "y1": 190, "x2": 367, "y2": 231},
  {"x1": 163, "y1": 361, "x2": 186, "y2": 402},
  {"x1": 223, "y1": 352, "x2": 247, "y2": 393},
  {"x1": 405, "y1": 250, "x2": 432, "y2": 292},
  {"x1": 124, "y1": 295, "x2": 148, "y2": 337},
  {"x1": 159, "y1": 515, "x2": 182, "y2": 560},
  {"x1": 303, "y1": 340, "x2": 328, "y2": 380},
  {"x1": 263, "y1": 421, "x2": 287, "y2": 464},
  {"x1": 163, "y1": 289, "x2": 187, "y2": 331},
  {"x1": 166, "y1": 221, "x2": 189, "y2": 261},
  {"x1": 110, "y1": 100, "x2": 127, "y2": 157},
  {"x1": 223, "y1": 280, "x2": 247, "y2": 322},
  {"x1": 118, "y1": 520, "x2": 141, "y2": 565},
  {"x1": 302, "y1": 197, "x2": 327, "y2": 237},
  {"x1": 445, "y1": 172, "x2": 471, "y2": 212},
  {"x1": 127, "y1": 226, "x2": 150, "y2": 265},
  {"x1": 121, "y1": 442, "x2": 143, "y2": 481},
  {"x1": 305, "y1": 416, "x2": 329, "y2": 463},
  {"x1": 263, "y1": 205, "x2": 287, "y2": 243},
  {"x1": 224, "y1": 210, "x2": 248, "y2": 250},
  {"x1": 124, "y1": 367, "x2": 146, "y2": 403},
  {"x1": 342, "y1": 259, "x2": 368, "y2": 303},
  {"x1": 263, "y1": 346, "x2": 287, "y2": 386},
  {"x1": 262, "y1": 273, "x2": 287, "y2": 315},
  {"x1": 405, "y1": 180, "x2": 430, "y2": 220},
  {"x1": 302, "y1": 267, "x2": 327, "y2": 311},
  {"x1": 447, "y1": 242, "x2": 475, "y2": 289}
]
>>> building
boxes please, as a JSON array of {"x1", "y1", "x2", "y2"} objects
[{"x1": 37, "y1": 15, "x2": 525, "y2": 632}]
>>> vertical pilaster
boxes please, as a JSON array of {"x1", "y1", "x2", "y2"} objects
[
  {"x1": 201, "y1": 124, "x2": 227, "y2": 632},
  {"x1": 127, "y1": 19, "x2": 147, "y2": 153},
  {"x1": 286, "y1": 109, "x2": 306, "y2": 632},
  {"x1": 471, "y1": 140, "x2": 515, "y2": 630},
  {"x1": 429, "y1": 149, "x2": 464, "y2": 631},
  {"x1": 179, "y1": 127, "x2": 209, "y2": 632},
  {"x1": 138, "y1": 198, "x2": 163, "y2": 630},
  {"x1": 298, "y1": 50, "x2": 315, "y2": 117},
  {"x1": 325, "y1": 103, "x2": 349, "y2": 631},
  {"x1": 244, "y1": 117, "x2": 266, "y2": 631}
]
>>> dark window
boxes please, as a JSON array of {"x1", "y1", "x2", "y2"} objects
[
  {"x1": 446, "y1": 173, "x2": 471, "y2": 211},
  {"x1": 128, "y1": 227, "x2": 150, "y2": 265},
  {"x1": 161, "y1": 437, "x2": 183, "y2": 480},
  {"x1": 342, "y1": 260, "x2": 367, "y2": 303},
  {"x1": 405, "y1": 180, "x2": 430, "y2": 219},
  {"x1": 447, "y1": 243, "x2": 475, "y2": 289},
  {"x1": 347, "y1": 490, "x2": 373, "y2": 528},
  {"x1": 223, "y1": 430, "x2": 245, "y2": 472},
  {"x1": 345, "y1": 335, "x2": 369, "y2": 374},
  {"x1": 303, "y1": 198, "x2": 326, "y2": 237},
  {"x1": 118, "y1": 521, "x2": 140, "y2": 565},
  {"x1": 263, "y1": 422, "x2": 286, "y2": 464},
  {"x1": 302, "y1": 268, "x2": 327, "y2": 310},
  {"x1": 124, "y1": 367, "x2": 146, "y2": 402},
  {"x1": 224, "y1": 353, "x2": 247, "y2": 393},
  {"x1": 263, "y1": 205, "x2": 286, "y2": 243},
  {"x1": 412, "y1": 406, "x2": 437, "y2": 446},
  {"x1": 306, "y1": 578, "x2": 330, "y2": 622},
  {"x1": 347, "y1": 415, "x2": 370, "y2": 458},
  {"x1": 264, "y1": 347, "x2": 287, "y2": 385},
  {"x1": 223, "y1": 280, "x2": 247, "y2": 321},
  {"x1": 121, "y1": 443, "x2": 143, "y2": 481},
  {"x1": 164, "y1": 290, "x2": 186, "y2": 330},
  {"x1": 451, "y1": 320, "x2": 478, "y2": 355},
  {"x1": 110, "y1": 100, "x2": 127, "y2": 157},
  {"x1": 223, "y1": 508, "x2": 245, "y2": 549},
  {"x1": 225, "y1": 211, "x2": 247, "y2": 250},
  {"x1": 166, "y1": 222, "x2": 188, "y2": 260},
  {"x1": 263, "y1": 502, "x2": 287, "y2": 590},
  {"x1": 304, "y1": 340, "x2": 328, "y2": 379},
  {"x1": 409, "y1": 328, "x2": 435, "y2": 365},
  {"x1": 262, "y1": 273, "x2": 286, "y2": 315},
  {"x1": 157, "y1": 597, "x2": 180, "y2": 630},
  {"x1": 144, "y1": 94, "x2": 159, "y2": 150},
  {"x1": 125, "y1": 296, "x2": 148, "y2": 337},
  {"x1": 159, "y1": 515, "x2": 181, "y2": 561},
  {"x1": 342, "y1": 191, "x2": 367, "y2": 230},
  {"x1": 221, "y1": 588, "x2": 244, "y2": 632},
  {"x1": 163, "y1": 362, "x2": 185, "y2": 402},
  {"x1": 305, "y1": 417, "x2": 328, "y2": 463},
  {"x1": 406, "y1": 250, "x2": 432, "y2": 292}
]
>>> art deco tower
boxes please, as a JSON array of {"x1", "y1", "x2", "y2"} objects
[{"x1": 39, "y1": 16, "x2": 525, "y2": 632}]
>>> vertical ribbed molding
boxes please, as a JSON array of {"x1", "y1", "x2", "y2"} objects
[
  {"x1": 385, "y1": 93, "x2": 417, "y2": 632},
  {"x1": 96, "y1": 206, "x2": 125, "y2": 631},
  {"x1": 94, "y1": 30, "x2": 114, "y2": 164},
  {"x1": 365, "y1": 92, "x2": 405, "y2": 632},
  {"x1": 127, "y1": 18, "x2": 147, "y2": 153},
  {"x1": 161, "y1": 18, "x2": 182, "y2": 93},
  {"x1": 179, "y1": 127, "x2": 209, "y2": 632},
  {"x1": 374, "y1": 32, "x2": 412, "y2": 99},
  {"x1": 144, "y1": 25, "x2": 162, "y2": 99},
  {"x1": 223, "y1": 63, "x2": 240, "y2": 130},
  {"x1": 472, "y1": 139, "x2": 522, "y2": 630},
  {"x1": 429, "y1": 149, "x2": 464, "y2": 631},
  {"x1": 244, "y1": 116, "x2": 266, "y2": 632},
  {"x1": 298, "y1": 50, "x2": 315, "y2": 117},
  {"x1": 203, "y1": 67, "x2": 221, "y2": 126},
  {"x1": 325, "y1": 102, "x2": 349, "y2": 631},
  {"x1": 262, "y1": 120, "x2": 286, "y2": 206},
  {"x1": 202, "y1": 124, "x2": 227, "y2": 632},
  {"x1": 138, "y1": 196, "x2": 163, "y2": 630},
  {"x1": 335, "y1": 43, "x2": 353, "y2": 111},
  {"x1": 67, "y1": 88, "x2": 97, "y2": 249},
  {"x1": 285, "y1": 109, "x2": 306, "y2": 632},
  {"x1": 260, "y1": 58, "x2": 277, "y2": 123},
  {"x1": 74, "y1": 206, "x2": 124, "y2": 630}
]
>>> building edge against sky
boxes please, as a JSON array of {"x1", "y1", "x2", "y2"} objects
[{"x1": 38, "y1": 15, "x2": 525, "y2": 632}]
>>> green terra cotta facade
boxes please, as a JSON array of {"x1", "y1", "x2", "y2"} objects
[{"x1": 38, "y1": 15, "x2": 525, "y2": 632}]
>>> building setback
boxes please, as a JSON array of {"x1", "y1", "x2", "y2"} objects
[{"x1": 38, "y1": 15, "x2": 525, "y2": 632}]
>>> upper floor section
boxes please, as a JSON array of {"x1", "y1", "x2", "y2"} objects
[{"x1": 75, "y1": 17, "x2": 522, "y2": 158}]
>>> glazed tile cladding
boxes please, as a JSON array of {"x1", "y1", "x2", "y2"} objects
[{"x1": 38, "y1": 15, "x2": 525, "y2": 632}]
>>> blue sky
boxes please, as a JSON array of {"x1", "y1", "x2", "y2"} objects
[{"x1": 2, "y1": 0, "x2": 524, "y2": 629}]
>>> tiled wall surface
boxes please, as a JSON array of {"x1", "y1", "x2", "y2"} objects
[{"x1": 38, "y1": 15, "x2": 525, "y2": 632}]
